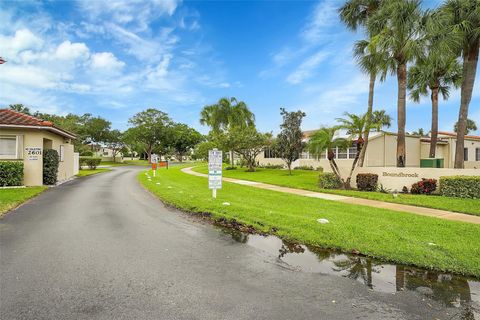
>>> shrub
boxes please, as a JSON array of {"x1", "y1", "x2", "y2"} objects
[
  {"x1": 410, "y1": 178, "x2": 437, "y2": 195},
  {"x1": 318, "y1": 172, "x2": 342, "y2": 189},
  {"x1": 259, "y1": 163, "x2": 284, "y2": 169},
  {"x1": 43, "y1": 149, "x2": 59, "y2": 185},
  {"x1": 356, "y1": 173, "x2": 378, "y2": 191},
  {"x1": 80, "y1": 150, "x2": 93, "y2": 156},
  {"x1": 440, "y1": 176, "x2": 480, "y2": 199},
  {"x1": 294, "y1": 165, "x2": 314, "y2": 170},
  {"x1": 0, "y1": 161, "x2": 24, "y2": 186},
  {"x1": 401, "y1": 186, "x2": 409, "y2": 194},
  {"x1": 79, "y1": 156, "x2": 102, "y2": 169},
  {"x1": 225, "y1": 166, "x2": 237, "y2": 170}
]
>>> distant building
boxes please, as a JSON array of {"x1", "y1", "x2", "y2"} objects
[{"x1": 0, "y1": 109, "x2": 78, "y2": 185}]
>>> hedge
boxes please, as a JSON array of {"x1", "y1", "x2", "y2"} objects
[
  {"x1": 318, "y1": 172, "x2": 342, "y2": 189},
  {"x1": 440, "y1": 176, "x2": 480, "y2": 199},
  {"x1": 0, "y1": 161, "x2": 24, "y2": 186},
  {"x1": 79, "y1": 156, "x2": 102, "y2": 169},
  {"x1": 43, "y1": 149, "x2": 60, "y2": 185},
  {"x1": 356, "y1": 173, "x2": 378, "y2": 191},
  {"x1": 411, "y1": 178, "x2": 437, "y2": 195}
]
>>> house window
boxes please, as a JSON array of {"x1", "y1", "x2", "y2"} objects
[
  {"x1": 464, "y1": 148, "x2": 469, "y2": 161},
  {"x1": 337, "y1": 148, "x2": 348, "y2": 159},
  {"x1": 348, "y1": 147, "x2": 357, "y2": 159},
  {"x1": 476, "y1": 148, "x2": 480, "y2": 161},
  {"x1": 0, "y1": 136, "x2": 17, "y2": 159}
]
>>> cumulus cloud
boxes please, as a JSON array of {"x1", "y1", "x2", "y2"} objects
[
  {"x1": 90, "y1": 52, "x2": 125, "y2": 72},
  {"x1": 55, "y1": 40, "x2": 90, "y2": 60},
  {"x1": 0, "y1": 28, "x2": 43, "y2": 61}
]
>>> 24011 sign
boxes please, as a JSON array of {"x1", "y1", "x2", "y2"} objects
[{"x1": 25, "y1": 147, "x2": 42, "y2": 160}]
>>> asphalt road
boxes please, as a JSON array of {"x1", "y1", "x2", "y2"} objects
[{"x1": 0, "y1": 166, "x2": 464, "y2": 319}]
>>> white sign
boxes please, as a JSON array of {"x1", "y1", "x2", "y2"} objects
[
  {"x1": 150, "y1": 154, "x2": 159, "y2": 164},
  {"x1": 208, "y1": 150, "x2": 222, "y2": 196},
  {"x1": 25, "y1": 147, "x2": 42, "y2": 160}
]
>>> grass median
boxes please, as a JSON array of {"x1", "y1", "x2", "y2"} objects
[
  {"x1": 0, "y1": 187, "x2": 47, "y2": 217},
  {"x1": 193, "y1": 165, "x2": 480, "y2": 216},
  {"x1": 138, "y1": 165, "x2": 480, "y2": 277}
]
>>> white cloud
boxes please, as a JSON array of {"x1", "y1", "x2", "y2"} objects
[
  {"x1": 55, "y1": 40, "x2": 90, "y2": 60},
  {"x1": 0, "y1": 28, "x2": 43, "y2": 61},
  {"x1": 286, "y1": 51, "x2": 329, "y2": 84},
  {"x1": 301, "y1": 1, "x2": 338, "y2": 44},
  {"x1": 90, "y1": 52, "x2": 125, "y2": 71}
]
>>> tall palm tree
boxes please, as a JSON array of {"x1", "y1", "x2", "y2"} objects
[
  {"x1": 440, "y1": 0, "x2": 480, "y2": 168},
  {"x1": 336, "y1": 112, "x2": 368, "y2": 188},
  {"x1": 308, "y1": 127, "x2": 349, "y2": 187},
  {"x1": 339, "y1": 0, "x2": 384, "y2": 168},
  {"x1": 407, "y1": 14, "x2": 462, "y2": 159},
  {"x1": 368, "y1": 0, "x2": 425, "y2": 167},
  {"x1": 200, "y1": 97, "x2": 255, "y2": 166},
  {"x1": 371, "y1": 110, "x2": 392, "y2": 131}
]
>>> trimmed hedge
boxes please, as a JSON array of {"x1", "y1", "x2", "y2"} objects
[
  {"x1": 79, "y1": 156, "x2": 102, "y2": 169},
  {"x1": 0, "y1": 161, "x2": 24, "y2": 186},
  {"x1": 356, "y1": 173, "x2": 378, "y2": 191},
  {"x1": 318, "y1": 172, "x2": 342, "y2": 189},
  {"x1": 43, "y1": 149, "x2": 60, "y2": 185},
  {"x1": 294, "y1": 165, "x2": 323, "y2": 172},
  {"x1": 440, "y1": 176, "x2": 480, "y2": 199},
  {"x1": 411, "y1": 178, "x2": 437, "y2": 195}
]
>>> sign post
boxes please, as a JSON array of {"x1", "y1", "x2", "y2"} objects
[
  {"x1": 151, "y1": 154, "x2": 159, "y2": 177},
  {"x1": 208, "y1": 149, "x2": 222, "y2": 199}
]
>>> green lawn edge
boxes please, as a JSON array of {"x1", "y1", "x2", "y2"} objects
[
  {"x1": 76, "y1": 168, "x2": 112, "y2": 177},
  {"x1": 138, "y1": 166, "x2": 480, "y2": 278},
  {"x1": 0, "y1": 187, "x2": 48, "y2": 217},
  {"x1": 192, "y1": 165, "x2": 480, "y2": 217}
]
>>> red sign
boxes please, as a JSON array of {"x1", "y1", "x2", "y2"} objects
[
  {"x1": 151, "y1": 163, "x2": 157, "y2": 170},
  {"x1": 159, "y1": 161, "x2": 168, "y2": 168}
]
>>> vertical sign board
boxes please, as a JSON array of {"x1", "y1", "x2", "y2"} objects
[
  {"x1": 208, "y1": 149, "x2": 222, "y2": 198},
  {"x1": 151, "y1": 154, "x2": 159, "y2": 177}
]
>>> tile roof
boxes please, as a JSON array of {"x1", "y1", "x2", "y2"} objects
[
  {"x1": 0, "y1": 109, "x2": 76, "y2": 139},
  {"x1": 438, "y1": 131, "x2": 480, "y2": 141}
]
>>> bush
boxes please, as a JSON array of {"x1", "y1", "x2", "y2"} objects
[
  {"x1": 410, "y1": 178, "x2": 437, "y2": 195},
  {"x1": 259, "y1": 163, "x2": 284, "y2": 169},
  {"x1": 43, "y1": 149, "x2": 59, "y2": 185},
  {"x1": 79, "y1": 156, "x2": 102, "y2": 169},
  {"x1": 80, "y1": 150, "x2": 93, "y2": 156},
  {"x1": 440, "y1": 176, "x2": 480, "y2": 199},
  {"x1": 318, "y1": 172, "x2": 342, "y2": 189},
  {"x1": 0, "y1": 161, "x2": 24, "y2": 186},
  {"x1": 356, "y1": 173, "x2": 378, "y2": 191}
]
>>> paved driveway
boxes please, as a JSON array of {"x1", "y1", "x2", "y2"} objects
[{"x1": 0, "y1": 167, "x2": 463, "y2": 319}]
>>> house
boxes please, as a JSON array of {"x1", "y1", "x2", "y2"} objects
[
  {"x1": 258, "y1": 130, "x2": 480, "y2": 170},
  {"x1": 0, "y1": 109, "x2": 78, "y2": 186}
]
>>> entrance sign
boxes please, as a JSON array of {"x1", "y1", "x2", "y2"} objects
[
  {"x1": 25, "y1": 147, "x2": 42, "y2": 161},
  {"x1": 208, "y1": 149, "x2": 222, "y2": 198}
]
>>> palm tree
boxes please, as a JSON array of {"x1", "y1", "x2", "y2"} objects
[
  {"x1": 408, "y1": 45, "x2": 462, "y2": 158},
  {"x1": 454, "y1": 118, "x2": 478, "y2": 135},
  {"x1": 367, "y1": 0, "x2": 425, "y2": 167},
  {"x1": 339, "y1": 0, "x2": 384, "y2": 168},
  {"x1": 371, "y1": 110, "x2": 392, "y2": 131},
  {"x1": 440, "y1": 0, "x2": 480, "y2": 168},
  {"x1": 200, "y1": 97, "x2": 255, "y2": 166},
  {"x1": 308, "y1": 127, "x2": 349, "y2": 187}
]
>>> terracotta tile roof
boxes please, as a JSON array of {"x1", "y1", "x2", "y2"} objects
[
  {"x1": 0, "y1": 109, "x2": 76, "y2": 138},
  {"x1": 438, "y1": 131, "x2": 480, "y2": 141}
]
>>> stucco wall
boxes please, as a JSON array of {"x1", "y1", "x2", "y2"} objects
[{"x1": 1, "y1": 128, "x2": 75, "y2": 186}]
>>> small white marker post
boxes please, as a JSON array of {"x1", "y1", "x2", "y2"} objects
[{"x1": 208, "y1": 149, "x2": 222, "y2": 199}]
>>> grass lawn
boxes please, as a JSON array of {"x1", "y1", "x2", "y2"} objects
[
  {"x1": 193, "y1": 165, "x2": 480, "y2": 217},
  {"x1": 138, "y1": 166, "x2": 480, "y2": 277},
  {"x1": 76, "y1": 168, "x2": 111, "y2": 177},
  {"x1": 100, "y1": 161, "x2": 127, "y2": 167},
  {"x1": 0, "y1": 187, "x2": 47, "y2": 216},
  {"x1": 123, "y1": 159, "x2": 150, "y2": 166}
]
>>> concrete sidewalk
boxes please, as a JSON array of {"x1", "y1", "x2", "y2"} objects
[{"x1": 182, "y1": 167, "x2": 480, "y2": 225}]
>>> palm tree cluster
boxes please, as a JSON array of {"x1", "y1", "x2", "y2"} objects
[{"x1": 339, "y1": 0, "x2": 479, "y2": 168}]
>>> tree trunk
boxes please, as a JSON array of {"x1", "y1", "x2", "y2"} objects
[
  {"x1": 359, "y1": 72, "x2": 376, "y2": 167},
  {"x1": 396, "y1": 63, "x2": 407, "y2": 167},
  {"x1": 429, "y1": 85, "x2": 439, "y2": 158},
  {"x1": 454, "y1": 41, "x2": 479, "y2": 168},
  {"x1": 345, "y1": 143, "x2": 362, "y2": 189},
  {"x1": 229, "y1": 150, "x2": 235, "y2": 167}
]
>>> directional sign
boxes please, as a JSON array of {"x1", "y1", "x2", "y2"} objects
[{"x1": 208, "y1": 150, "x2": 222, "y2": 196}]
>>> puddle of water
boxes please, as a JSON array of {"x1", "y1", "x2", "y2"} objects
[{"x1": 219, "y1": 228, "x2": 480, "y2": 319}]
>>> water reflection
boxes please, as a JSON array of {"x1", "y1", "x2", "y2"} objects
[{"x1": 220, "y1": 228, "x2": 479, "y2": 319}]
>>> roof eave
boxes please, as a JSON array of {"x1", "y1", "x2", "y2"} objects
[{"x1": 0, "y1": 124, "x2": 77, "y2": 139}]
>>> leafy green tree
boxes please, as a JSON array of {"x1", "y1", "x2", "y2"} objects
[
  {"x1": 411, "y1": 128, "x2": 426, "y2": 136},
  {"x1": 192, "y1": 141, "x2": 218, "y2": 161},
  {"x1": 408, "y1": 10, "x2": 462, "y2": 158},
  {"x1": 84, "y1": 116, "x2": 111, "y2": 150},
  {"x1": 308, "y1": 127, "x2": 349, "y2": 186},
  {"x1": 170, "y1": 123, "x2": 203, "y2": 162},
  {"x1": 128, "y1": 108, "x2": 173, "y2": 161},
  {"x1": 9, "y1": 104, "x2": 31, "y2": 115},
  {"x1": 123, "y1": 128, "x2": 143, "y2": 160},
  {"x1": 368, "y1": 0, "x2": 425, "y2": 167},
  {"x1": 454, "y1": 118, "x2": 478, "y2": 135},
  {"x1": 371, "y1": 110, "x2": 392, "y2": 131},
  {"x1": 200, "y1": 97, "x2": 255, "y2": 166},
  {"x1": 276, "y1": 108, "x2": 306, "y2": 175},
  {"x1": 440, "y1": 0, "x2": 480, "y2": 168},
  {"x1": 217, "y1": 126, "x2": 271, "y2": 172},
  {"x1": 105, "y1": 129, "x2": 124, "y2": 162}
]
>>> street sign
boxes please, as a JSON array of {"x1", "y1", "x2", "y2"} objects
[{"x1": 208, "y1": 149, "x2": 222, "y2": 198}]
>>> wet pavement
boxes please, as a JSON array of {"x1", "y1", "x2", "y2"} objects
[{"x1": 0, "y1": 166, "x2": 478, "y2": 319}]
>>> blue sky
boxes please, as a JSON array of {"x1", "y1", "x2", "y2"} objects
[{"x1": 1, "y1": 0, "x2": 479, "y2": 135}]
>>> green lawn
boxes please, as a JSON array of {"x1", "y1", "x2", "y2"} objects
[
  {"x1": 100, "y1": 161, "x2": 127, "y2": 167},
  {"x1": 123, "y1": 159, "x2": 150, "y2": 166},
  {"x1": 138, "y1": 166, "x2": 480, "y2": 277},
  {"x1": 0, "y1": 187, "x2": 47, "y2": 216},
  {"x1": 76, "y1": 168, "x2": 111, "y2": 177},
  {"x1": 193, "y1": 165, "x2": 480, "y2": 216}
]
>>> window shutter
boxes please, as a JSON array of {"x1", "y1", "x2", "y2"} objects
[{"x1": 16, "y1": 135, "x2": 24, "y2": 159}]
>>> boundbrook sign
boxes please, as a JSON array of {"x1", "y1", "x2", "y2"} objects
[{"x1": 382, "y1": 172, "x2": 419, "y2": 178}]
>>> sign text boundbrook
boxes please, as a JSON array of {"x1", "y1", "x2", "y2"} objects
[{"x1": 382, "y1": 172, "x2": 419, "y2": 178}]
